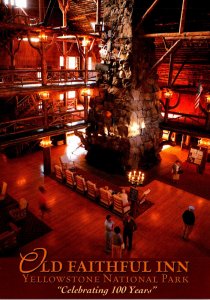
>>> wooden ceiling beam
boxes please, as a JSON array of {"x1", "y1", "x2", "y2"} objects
[
  {"x1": 143, "y1": 31, "x2": 210, "y2": 40},
  {"x1": 135, "y1": 0, "x2": 160, "y2": 32},
  {"x1": 0, "y1": 83, "x2": 96, "y2": 98},
  {"x1": 171, "y1": 62, "x2": 185, "y2": 86},
  {"x1": 179, "y1": 0, "x2": 188, "y2": 34},
  {"x1": 141, "y1": 0, "x2": 160, "y2": 24},
  {"x1": 96, "y1": 0, "x2": 101, "y2": 24}
]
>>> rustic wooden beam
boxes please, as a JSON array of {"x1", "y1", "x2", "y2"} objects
[
  {"x1": 150, "y1": 40, "x2": 181, "y2": 73},
  {"x1": 179, "y1": 0, "x2": 188, "y2": 34},
  {"x1": 171, "y1": 62, "x2": 185, "y2": 86},
  {"x1": 39, "y1": 0, "x2": 45, "y2": 23},
  {"x1": 135, "y1": 0, "x2": 160, "y2": 32},
  {"x1": 142, "y1": 0, "x2": 160, "y2": 22},
  {"x1": 0, "y1": 22, "x2": 97, "y2": 39},
  {"x1": 162, "y1": 37, "x2": 168, "y2": 51},
  {"x1": 43, "y1": 0, "x2": 57, "y2": 26},
  {"x1": 143, "y1": 31, "x2": 210, "y2": 39},
  {"x1": 0, "y1": 83, "x2": 96, "y2": 97},
  {"x1": 0, "y1": 123, "x2": 86, "y2": 149},
  {"x1": 168, "y1": 54, "x2": 174, "y2": 87},
  {"x1": 96, "y1": 0, "x2": 101, "y2": 25},
  {"x1": 0, "y1": 22, "x2": 33, "y2": 32}
]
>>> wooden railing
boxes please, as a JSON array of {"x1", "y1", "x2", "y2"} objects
[
  {"x1": 0, "y1": 68, "x2": 97, "y2": 88},
  {"x1": 160, "y1": 111, "x2": 210, "y2": 136},
  {"x1": 167, "y1": 111, "x2": 206, "y2": 125},
  {"x1": 0, "y1": 110, "x2": 85, "y2": 138}
]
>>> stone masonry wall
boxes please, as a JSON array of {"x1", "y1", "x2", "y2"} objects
[{"x1": 86, "y1": 0, "x2": 162, "y2": 171}]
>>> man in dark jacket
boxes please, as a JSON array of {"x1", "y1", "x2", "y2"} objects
[
  {"x1": 182, "y1": 206, "x2": 195, "y2": 240},
  {"x1": 123, "y1": 213, "x2": 137, "y2": 250}
]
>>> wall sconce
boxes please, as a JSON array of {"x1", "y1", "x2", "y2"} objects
[
  {"x1": 81, "y1": 37, "x2": 90, "y2": 48},
  {"x1": 198, "y1": 138, "x2": 210, "y2": 147},
  {"x1": 163, "y1": 88, "x2": 173, "y2": 99},
  {"x1": 81, "y1": 88, "x2": 91, "y2": 97},
  {"x1": 39, "y1": 91, "x2": 49, "y2": 100},
  {"x1": 40, "y1": 136, "x2": 52, "y2": 148},
  {"x1": 205, "y1": 93, "x2": 210, "y2": 103}
]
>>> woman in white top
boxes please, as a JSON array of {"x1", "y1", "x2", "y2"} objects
[
  {"x1": 104, "y1": 215, "x2": 114, "y2": 253},
  {"x1": 171, "y1": 160, "x2": 182, "y2": 183}
]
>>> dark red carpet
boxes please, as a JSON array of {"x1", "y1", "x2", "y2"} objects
[{"x1": 0, "y1": 195, "x2": 52, "y2": 256}]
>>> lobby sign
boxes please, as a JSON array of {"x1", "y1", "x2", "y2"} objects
[{"x1": 1, "y1": 247, "x2": 210, "y2": 299}]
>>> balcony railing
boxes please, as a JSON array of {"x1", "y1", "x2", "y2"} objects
[
  {"x1": 0, "y1": 110, "x2": 85, "y2": 138},
  {"x1": 0, "y1": 68, "x2": 97, "y2": 89}
]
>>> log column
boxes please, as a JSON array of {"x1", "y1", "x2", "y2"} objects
[{"x1": 40, "y1": 136, "x2": 52, "y2": 175}]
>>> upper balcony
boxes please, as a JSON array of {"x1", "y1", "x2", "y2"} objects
[{"x1": 0, "y1": 68, "x2": 98, "y2": 96}]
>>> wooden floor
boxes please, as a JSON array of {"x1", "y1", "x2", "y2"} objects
[{"x1": 0, "y1": 144, "x2": 210, "y2": 261}]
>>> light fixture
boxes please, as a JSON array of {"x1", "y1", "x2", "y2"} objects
[
  {"x1": 22, "y1": 37, "x2": 40, "y2": 42},
  {"x1": 57, "y1": 35, "x2": 76, "y2": 40},
  {"x1": 38, "y1": 91, "x2": 49, "y2": 100},
  {"x1": 205, "y1": 93, "x2": 210, "y2": 103},
  {"x1": 81, "y1": 37, "x2": 90, "y2": 48},
  {"x1": 198, "y1": 138, "x2": 210, "y2": 147},
  {"x1": 128, "y1": 170, "x2": 145, "y2": 186},
  {"x1": 40, "y1": 136, "x2": 52, "y2": 148},
  {"x1": 163, "y1": 88, "x2": 173, "y2": 99},
  {"x1": 81, "y1": 88, "x2": 90, "y2": 97}
]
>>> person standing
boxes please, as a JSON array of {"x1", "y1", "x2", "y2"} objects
[
  {"x1": 123, "y1": 213, "x2": 137, "y2": 251},
  {"x1": 104, "y1": 215, "x2": 114, "y2": 253},
  {"x1": 182, "y1": 206, "x2": 195, "y2": 240},
  {"x1": 171, "y1": 160, "x2": 183, "y2": 183},
  {"x1": 38, "y1": 186, "x2": 51, "y2": 218},
  {"x1": 112, "y1": 226, "x2": 123, "y2": 258}
]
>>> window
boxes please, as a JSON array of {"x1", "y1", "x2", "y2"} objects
[
  {"x1": 59, "y1": 94, "x2": 64, "y2": 101},
  {"x1": 67, "y1": 57, "x2": 80, "y2": 69},
  {"x1": 4, "y1": 0, "x2": 27, "y2": 8},
  {"x1": 88, "y1": 57, "x2": 92, "y2": 70},
  {"x1": 37, "y1": 71, "x2": 41, "y2": 80},
  {"x1": 60, "y1": 56, "x2": 64, "y2": 67},
  {"x1": 67, "y1": 91, "x2": 76, "y2": 99},
  {"x1": 38, "y1": 101, "x2": 42, "y2": 111},
  {"x1": 60, "y1": 56, "x2": 80, "y2": 69}
]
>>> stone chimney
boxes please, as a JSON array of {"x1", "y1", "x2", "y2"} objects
[{"x1": 86, "y1": 0, "x2": 162, "y2": 173}]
